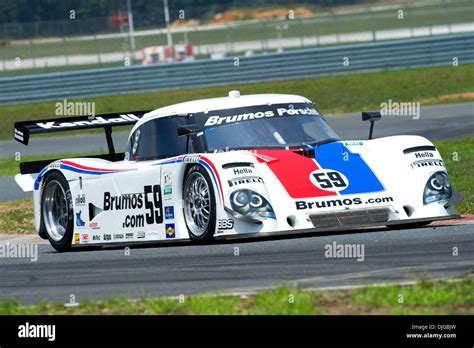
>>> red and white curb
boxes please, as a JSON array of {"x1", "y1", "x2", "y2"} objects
[{"x1": 430, "y1": 214, "x2": 474, "y2": 226}]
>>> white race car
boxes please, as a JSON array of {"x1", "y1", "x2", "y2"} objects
[{"x1": 14, "y1": 92, "x2": 460, "y2": 251}]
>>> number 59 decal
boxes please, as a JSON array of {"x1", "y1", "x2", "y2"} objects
[{"x1": 310, "y1": 169, "x2": 349, "y2": 192}]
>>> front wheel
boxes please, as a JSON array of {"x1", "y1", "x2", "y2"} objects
[
  {"x1": 41, "y1": 172, "x2": 74, "y2": 252},
  {"x1": 183, "y1": 165, "x2": 216, "y2": 242}
]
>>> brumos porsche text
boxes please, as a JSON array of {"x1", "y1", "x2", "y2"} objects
[
  {"x1": 103, "y1": 185, "x2": 163, "y2": 228},
  {"x1": 204, "y1": 107, "x2": 318, "y2": 126}
]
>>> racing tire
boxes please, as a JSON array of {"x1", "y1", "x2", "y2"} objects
[
  {"x1": 41, "y1": 172, "x2": 74, "y2": 252},
  {"x1": 183, "y1": 165, "x2": 217, "y2": 243}
]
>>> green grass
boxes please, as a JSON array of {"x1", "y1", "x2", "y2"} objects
[
  {"x1": 2, "y1": 1, "x2": 472, "y2": 61},
  {"x1": 435, "y1": 137, "x2": 474, "y2": 214},
  {"x1": 1, "y1": 63, "x2": 473, "y2": 142},
  {"x1": 0, "y1": 197, "x2": 34, "y2": 234},
  {"x1": 0, "y1": 278, "x2": 472, "y2": 315}
]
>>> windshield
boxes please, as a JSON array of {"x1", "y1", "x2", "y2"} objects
[{"x1": 194, "y1": 103, "x2": 339, "y2": 152}]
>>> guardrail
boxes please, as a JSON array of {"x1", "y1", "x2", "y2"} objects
[{"x1": 0, "y1": 33, "x2": 473, "y2": 105}]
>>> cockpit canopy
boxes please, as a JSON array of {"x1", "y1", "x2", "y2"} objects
[{"x1": 126, "y1": 102, "x2": 339, "y2": 161}]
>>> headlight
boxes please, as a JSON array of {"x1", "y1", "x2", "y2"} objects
[
  {"x1": 228, "y1": 189, "x2": 275, "y2": 223},
  {"x1": 423, "y1": 172, "x2": 452, "y2": 204}
]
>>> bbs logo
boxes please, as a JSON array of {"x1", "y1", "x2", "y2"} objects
[
  {"x1": 310, "y1": 169, "x2": 349, "y2": 192},
  {"x1": 217, "y1": 219, "x2": 234, "y2": 230}
]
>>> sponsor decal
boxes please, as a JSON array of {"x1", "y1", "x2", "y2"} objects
[
  {"x1": 411, "y1": 159, "x2": 444, "y2": 169},
  {"x1": 296, "y1": 196, "x2": 394, "y2": 210},
  {"x1": 114, "y1": 234, "x2": 124, "y2": 240},
  {"x1": 204, "y1": 104, "x2": 319, "y2": 127},
  {"x1": 309, "y1": 169, "x2": 348, "y2": 192},
  {"x1": 343, "y1": 141, "x2": 364, "y2": 146},
  {"x1": 89, "y1": 222, "x2": 99, "y2": 229},
  {"x1": 81, "y1": 234, "x2": 89, "y2": 242},
  {"x1": 125, "y1": 232, "x2": 134, "y2": 239},
  {"x1": 137, "y1": 231, "x2": 146, "y2": 239},
  {"x1": 228, "y1": 176, "x2": 263, "y2": 187},
  {"x1": 75, "y1": 193, "x2": 86, "y2": 206},
  {"x1": 164, "y1": 206, "x2": 174, "y2": 220},
  {"x1": 74, "y1": 233, "x2": 80, "y2": 245},
  {"x1": 47, "y1": 161, "x2": 61, "y2": 170},
  {"x1": 232, "y1": 167, "x2": 254, "y2": 176},
  {"x1": 414, "y1": 151, "x2": 434, "y2": 159},
  {"x1": 217, "y1": 219, "x2": 234, "y2": 230},
  {"x1": 166, "y1": 224, "x2": 176, "y2": 239},
  {"x1": 103, "y1": 185, "x2": 163, "y2": 229},
  {"x1": 183, "y1": 155, "x2": 200, "y2": 163},
  {"x1": 104, "y1": 192, "x2": 143, "y2": 211},
  {"x1": 163, "y1": 187, "x2": 173, "y2": 199},
  {"x1": 103, "y1": 234, "x2": 112, "y2": 241},
  {"x1": 163, "y1": 172, "x2": 173, "y2": 200},
  {"x1": 163, "y1": 172, "x2": 172, "y2": 186},
  {"x1": 92, "y1": 235, "x2": 101, "y2": 241},
  {"x1": 75, "y1": 211, "x2": 86, "y2": 227},
  {"x1": 35, "y1": 114, "x2": 140, "y2": 130}
]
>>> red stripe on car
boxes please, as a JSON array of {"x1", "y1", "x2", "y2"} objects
[{"x1": 254, "y1": 150, "x2": 337, "y2": 199}]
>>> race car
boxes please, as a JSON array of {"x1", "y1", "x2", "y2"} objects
[{"x1": 14, "y1": 91, "x2": 460, "y2": 251}]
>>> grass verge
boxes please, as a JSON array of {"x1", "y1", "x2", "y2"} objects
[
  {"x1": 435, "y1": 137, "x2": 474, "y2": 214},
  {"x1": 0, "y1": 278, "x2": 472, "y2": 315},
  {"x1": 0, "y1": 197, "x2": 34, "y2": 234},
  {"x1": 0, "y1": 64, "x2": 473, "y2": 141}
]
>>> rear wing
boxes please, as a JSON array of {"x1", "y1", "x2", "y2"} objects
[{"x1": 14, "y1": 110, "x2": 151, "y2": 174}]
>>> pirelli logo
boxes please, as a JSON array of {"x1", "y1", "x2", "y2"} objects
[{"x1": 411, "y1": 159, "x2": 444, "y2": 168}]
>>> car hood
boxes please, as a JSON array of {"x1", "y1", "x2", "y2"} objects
[{"x1": 252, "y1": 141, "x2": 385, "y2": 199}]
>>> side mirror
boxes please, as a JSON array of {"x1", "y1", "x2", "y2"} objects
[
  {"x1": 361, "y1": 111, "x2": 381, "y2": 140},
  {"x1": 177, "y1": 124, "x2": 203, "y2": 137},
  {"x1": 177, "y1": 124, "x2": 203, "y2": 154}
]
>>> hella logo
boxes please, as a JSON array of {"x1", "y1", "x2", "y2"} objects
[{"x1": 415, "y1": 152, "x2": 434, "y2": 159}]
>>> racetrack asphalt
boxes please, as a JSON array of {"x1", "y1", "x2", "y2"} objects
[
  {"x1": 1, "y1": 102, "x2": 473, "y2": 202},
  {"x1": 0, "y1": 222, "x2": 472, "y2": 305}
]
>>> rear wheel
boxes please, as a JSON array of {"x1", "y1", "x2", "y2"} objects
[
  {"x1": 41, "y1": 172, "x2": 74, "y2": 252},
  {"x1": 183, "y1": 165, "x2": 216, "y2": 242}
]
